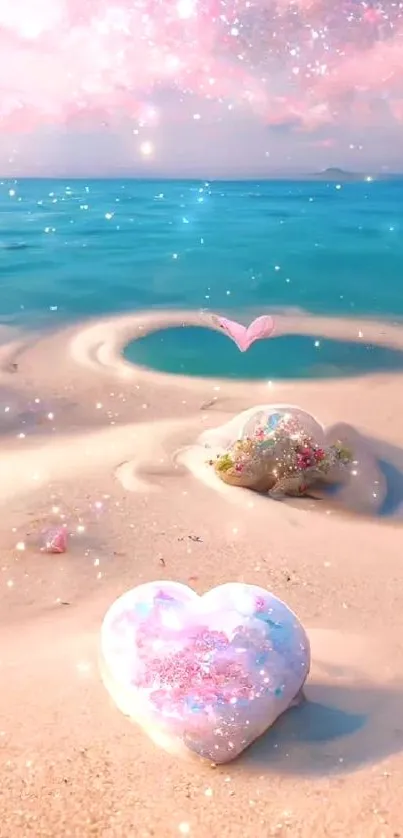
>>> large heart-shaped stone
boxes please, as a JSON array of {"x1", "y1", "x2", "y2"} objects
[{"x1": 100, "y1": 582, "x2": 310, "y2": 763}]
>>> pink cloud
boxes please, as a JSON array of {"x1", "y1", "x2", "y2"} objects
[
  {"x1": 390, "y1": 99, "x2": 403, "y2": 122},
  {"x1": 314, "y1": 36, "x2": 403, "y2": 98},
  {"x1": 0, "y1": 0, "x2": 402, "y2": 133},
  {"x1": 308, "y1": 138, "x2": 336, "y2": 148}
]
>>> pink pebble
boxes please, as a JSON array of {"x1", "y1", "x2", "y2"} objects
[{"x1": 41, "y1": 526, "x2": 68, "y2": 554}]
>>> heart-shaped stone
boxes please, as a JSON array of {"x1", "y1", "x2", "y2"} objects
[{"x1": 100, "y1": 581, "x2": 310, "y2": 763}]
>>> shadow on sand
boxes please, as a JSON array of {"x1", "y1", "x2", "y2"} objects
[
  {"x1": 243, "y1": 678, "x2": 403, "y2": 776},
  {"x1": 369, "y1": 436, "x2": 403, "y2": 517},
  {"x1": 129, "y1": 427, "x2": 403, "y2": 524},
  {"x1": 266, "y1": 423, "x2": 403, "y2": 523}
]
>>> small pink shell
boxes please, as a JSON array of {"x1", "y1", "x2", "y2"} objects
[{"x1": 41, "y1": 526, "x2": 68, "y2": 554}]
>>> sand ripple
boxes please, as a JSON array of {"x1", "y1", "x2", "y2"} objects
[{"x1": 1, "y1": 309, "x2": 403, "y2": 520}]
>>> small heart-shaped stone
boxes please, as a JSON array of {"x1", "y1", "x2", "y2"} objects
[{"x1": 100, "y1": 581, "x2": 310, "y2": 763}]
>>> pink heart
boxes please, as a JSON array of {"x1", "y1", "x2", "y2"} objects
[
  {"x1": 216, "y1": 314, "x2": 275, "y2": 352},
  {"x1": 100, "y1": 581, "x2": 310, "y2": 764}
]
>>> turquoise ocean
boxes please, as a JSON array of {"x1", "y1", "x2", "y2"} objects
[{"x1": 1, "y1": 177, "x2": 403, "y2": 380}]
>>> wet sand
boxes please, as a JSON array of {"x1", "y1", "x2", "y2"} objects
[{"x1": 1, "y1": 309, "x2": 403, "y2": 837}]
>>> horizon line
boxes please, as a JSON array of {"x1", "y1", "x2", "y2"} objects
[{"x1": 1, "y1": 171, "x2": 403, "y2": 182}]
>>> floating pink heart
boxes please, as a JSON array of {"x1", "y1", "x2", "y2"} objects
[
  {"x1": 100, "y1": 581, "x2": 310, "y2": 764},
  {"x1": 215, "y1": 314, "x2": 275, "y2": 352}
]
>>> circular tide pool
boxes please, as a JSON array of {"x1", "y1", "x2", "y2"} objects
[{"x1": 123, "y1": 326, "x2": 403, "y2": 380}]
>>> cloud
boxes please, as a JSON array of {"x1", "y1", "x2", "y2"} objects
[
  {"x1": 390, "y1": 99, "x2": 403, "y2": 122},
  {"x1": 0, "y1": 0, "x2": 402, "y2": 134},
  {"x1": 307, "y1": 137, "x2": 335, "y2": 148},
  {"x1": 314, "y1": 35, "x2": 403, "y2": 99}
]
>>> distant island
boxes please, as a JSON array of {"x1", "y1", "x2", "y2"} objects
[
  {"x1": 310, "y1": 167, "x2": 402, "y2": 182},
  {"x1": 312, "y1": 168, "x2": 372, "y2": 181}
]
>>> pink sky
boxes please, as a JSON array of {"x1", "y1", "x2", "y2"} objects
[{"x1": 1, "y1": 0, "x2": 402, "y2": 176}]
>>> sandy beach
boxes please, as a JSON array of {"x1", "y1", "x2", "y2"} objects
[{"x1": 1, "y1": 309, "x2": 403, "y2": 838}]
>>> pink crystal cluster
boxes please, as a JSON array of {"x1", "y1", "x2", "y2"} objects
[
  {"x1": 213, "y1": 406, "x2": 351, "y2": 496},
  {"x1": 100, "y1": 581, "x2": 310, "y2": 763}
]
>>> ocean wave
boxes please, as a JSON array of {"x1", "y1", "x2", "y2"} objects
[{"x1": 0, "y1": 241, "x2": 31, "y2": 251}]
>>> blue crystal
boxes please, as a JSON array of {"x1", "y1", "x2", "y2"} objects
[
  {"x1": 135, "y1": 601, "x2": 152, "y2": 617},
  {"x1": 255, "y1": 651, "x2": 269, "y2": 667},
  {"x1": 267, "y1": 412, "x2": 282, "y2": 431},
  {"x1": 186, "y1": 697, "x2": 204, "y2": 714},
  {"x1": 257, "y1": 438, "x2": 275, "y2": 450}
]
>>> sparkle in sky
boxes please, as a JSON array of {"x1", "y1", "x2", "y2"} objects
[{"x1": 0, "y1": 0, "x2": 402, "y2": 175}]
